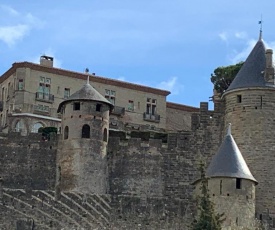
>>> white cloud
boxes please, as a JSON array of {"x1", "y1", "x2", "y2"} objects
[
  {"x1": 0, "y1": 6, "x2": 44, "y2": 47},
  {"x1": 235, "y1": 31, "x2": 247, "y2": 40},
  {"x1": 230, "y1": 39, "x2": 257, "y2": 63},
  {"x1": 156, "y1": 77, "x2": 183, "y2": 95},
  {"x1": 117, "y1": 76, "x2": 126, "y2": 81},
  {"x1": 0, "y1": 5, "x2": 19, "y2": 16},
  {"x1": 218, "y1": 32, "x2": 228, "y2": 42},
  {"x1": 0, "y1": 24, "x2": 29, "y2": 46}
]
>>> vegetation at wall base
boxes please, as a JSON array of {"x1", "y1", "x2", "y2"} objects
[
  {"x1": 191, "y1": 164, "x2": 224, "y2": 230},
  {"x1": 38, "y1": 127, "x2": 57, "y2": 140}
]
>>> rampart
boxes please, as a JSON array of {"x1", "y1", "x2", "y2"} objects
[{"x1": 0, "y1": 102, "x2": 224, "y2": 229}]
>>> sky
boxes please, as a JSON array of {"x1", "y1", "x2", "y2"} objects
[{"x1": 1, "y1": 1, "x2": 275, "y2": 109}]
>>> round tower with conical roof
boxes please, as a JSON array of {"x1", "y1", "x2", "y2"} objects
[
  {"x1": 196, "y1": 124, "x2": 257, "y2": 229},
  {"x1": 223, "y1": 33, "x2": 275, "y2": 219},
  {"x1": 56, "y1": 78, "x2": 113, "y2": 194}
]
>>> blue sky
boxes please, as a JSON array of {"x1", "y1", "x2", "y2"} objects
[{"x1": 1, "y1": 1, "x2": 275, "y2": 109}]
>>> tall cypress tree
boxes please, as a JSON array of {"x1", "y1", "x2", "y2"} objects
[{"x1": 192, "y1": 164, "x2": 224, "y2": 230}]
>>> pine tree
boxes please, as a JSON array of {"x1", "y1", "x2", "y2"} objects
[{"x1": 192, "y1": 164, "x2": 224, "y2": 230}]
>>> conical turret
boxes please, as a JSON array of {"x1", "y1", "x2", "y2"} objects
[{"x1": 206, "y1": 124, "x2": 257, "y2": 184}]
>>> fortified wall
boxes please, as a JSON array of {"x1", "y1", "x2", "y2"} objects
[{"x1": 0, "y1": 102, "x2": 224, "y2": 229}]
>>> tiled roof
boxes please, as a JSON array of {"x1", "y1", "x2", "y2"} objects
[
  {"x1": 0, "y1": 62, "x2": 171, "y2": 96},
  {"x1": 166, "y1": 102, "x2": 199, "y2": 112},
  {"x1": 226, "y1": 39, "x2": 272, "y2": 92},
  {"x1": 57, "y1": 82, "x2": 113, "y2": 112},
  {"x1": 206, "y1": 124, "x2": 257, "y2": 184}
]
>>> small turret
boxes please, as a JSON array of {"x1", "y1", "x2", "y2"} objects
[
  {"x1": 195, "y1": 124, "x2": 257, "y2": 229},
  {"x1": 206, "y1": 123, "x2": 257, "y2": 183},
  {"x1": 56, "y1": 77, "x2": 112, "y2": 193}
]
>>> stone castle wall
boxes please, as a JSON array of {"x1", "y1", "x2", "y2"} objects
[
  {"x1": 0, "y1": 132, "x2": 57, "y2": 190},
  {"x1": 0, "y1": 101, "x2": 225, "y2": 229}
]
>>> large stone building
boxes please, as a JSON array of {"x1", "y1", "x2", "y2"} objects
[
  {"x1": 0, "y1": 57, "x2": 198, "y2": 135},
  {"x1": 0, "y1": 32, "x2": 275, "y2": 229}
]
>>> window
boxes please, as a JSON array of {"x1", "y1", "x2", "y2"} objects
[
  {"x1": 146, "y1": 104, "x2": 151, "y2": 114},
  {"x1": 82, "y1": 124, "x2": 90, "y2": 138},
  {"x1": 18, "y1": 79, "x2": 24, "y2": 90},
  {"x1": 237, "y1": 95, "x2": 242, "y2": 103},
  {"x1": 38, "y1": 77, "x2": 51, "y2": 100},
  {"x1": 31, "y1": 122, "x2": 43, "y2": 133},
  {"x1": 40, "y1": 77, "x2": 45, "y2": 83},
  {"x1": 64, "y1": 126, "x2": 69, "y2": 139},
  {"x1": 236, "y1": 178, "x2": 242, "y2": 189},
  {"x1": 103, "y1": 128, "x2": 108, "y2": 142},
  {"x1": 152, "y1": 105, "x2": 156, "y2": 115},
  {"x1": 96, "y1": 104, "x2": 102, "y2": 112},
  {"x1": 64, "y1": 88, "x2": 70, "y2": 99},
  {"x1": 15, "y1": 120, "x2": 24, "y2": 132},
  {"x1": 128, "y1": 100, "x2": 134, "y2": 111},
  {"x1": 146, "y1": 98, "x2": 157, "y2": 115},
  {"x1": 45, "y1": 78, "x2": 51, "y2": 84},
  {"x1": 73, "y1": 102, "x2": 80, "y2": 110},
  {"x1": 105, "y1": 89, "x2": 116, "y2": 105}
]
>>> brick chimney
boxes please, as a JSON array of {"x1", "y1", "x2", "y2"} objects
[{"x1": 40, "y1": 55, "x2": 54, "y2": 67}]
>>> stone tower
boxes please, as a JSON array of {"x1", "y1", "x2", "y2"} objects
[
  {"x1": 204, "y1": 124, "x2": 257, "y2": 229},
  {"x1": 222, "y1": 33, "x2": 275, "y2": 219},
  {"x1": 56, "y1": 78, "x2": 113, "y2": 194}
]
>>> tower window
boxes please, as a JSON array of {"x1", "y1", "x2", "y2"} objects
[
  {"x1": 96, "y1": 104, "x2": 102, "y2": 112},
  {"x1": 82, "y1": 124, "x2": 90, "y2": 138},
  {"x1": 237, "y1": 95, "x2": 242, "y2": 103},
  {"x1": 103, "y1": 128, "x2": 108, "y2": 142},
  {"x1": 64, "y1": 126, "x2": 69, "y2": 139},
  {"x1": 236, "y1": 178, "x2": 242, "y2": 189},
  {"x1": 74, "y1": 102, "x2": 80, "y2": 110}
]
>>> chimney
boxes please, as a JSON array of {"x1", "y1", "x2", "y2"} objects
[
  {"x1": 40, "y1": 55, "x2": 54, "y2": 67},
  {"x1": 266, "y1": 49, "x2": 273, "y2": 68},
  {"x1": 264, "y1": 49, "x2": 275, "y2": 84}
]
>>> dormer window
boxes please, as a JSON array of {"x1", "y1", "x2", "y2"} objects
[{"x1": 73, "y1": 102, "x2": 80, "y2": 110}]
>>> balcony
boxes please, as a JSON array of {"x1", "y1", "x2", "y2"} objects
[
  {"x1": 111, "y1": 106, "x2": 125, "y2": 116},
  {"x1": 33, "y1": 104, "x2": 50, "y2": 115},
  {"x1": 35, "y1": 92, "x2": 54, "y2": 103},
  {"x1": 143, "y1": 112, "x2": 160, "y2": 123},
  {"x1": 0, "y1": 101, "x2": 3, "y2": 112}
]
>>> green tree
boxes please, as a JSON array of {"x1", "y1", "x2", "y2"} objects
[
  {"x1": 192, "y1": 164, "x2": 224, "y2": 230},
  {"x1": 211, "y1": 62, "x2": 244, "y2": 94}
]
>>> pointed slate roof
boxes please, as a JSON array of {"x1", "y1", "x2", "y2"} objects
[
  {"x1": 57, "y1": 79, "x2": 113, "y2": 112},
  {"x1": 226, "y1": 38, "x2": 270, "y2": 92},
  {"x1": 206, "y1": 124, "x2": 257, "y2": 184}
]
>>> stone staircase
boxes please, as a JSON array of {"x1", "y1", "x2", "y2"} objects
[{"x1": 1, "y1": 188, "x2": 111, "y2": 229}]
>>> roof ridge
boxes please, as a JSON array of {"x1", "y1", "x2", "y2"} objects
[{"x1": 0, "y1": 62, "x2": 170, "y2": 96}]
